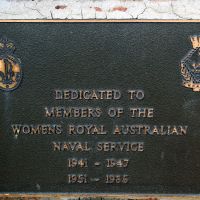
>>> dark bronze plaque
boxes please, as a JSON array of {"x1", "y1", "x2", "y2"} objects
[{"x1": 1, "y1": 21, "x2": 200, "y2": 197}]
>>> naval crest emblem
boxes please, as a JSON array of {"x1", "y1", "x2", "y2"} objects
[
  {"x1": 0, "y1": 38, "x2": 22, "y2": 91},
  {"x1": 180, "y1": 35, "x2": 200, "y2": 92}
]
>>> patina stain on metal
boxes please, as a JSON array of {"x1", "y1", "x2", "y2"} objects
[{"x1": 0, "y1": 21, "x2": 200, "y2": 197}]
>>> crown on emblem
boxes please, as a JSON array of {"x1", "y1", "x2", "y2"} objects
[
  {"x1": 0, "y1": 37, "x2": 16, "y2": 53},
  {"x1": 190, "y1": 35, "x2": 200, "y2": 48}
]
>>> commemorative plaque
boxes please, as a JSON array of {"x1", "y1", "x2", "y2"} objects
[{"x1": 1, "y1": 21, "x2": 200, "y2": 199}]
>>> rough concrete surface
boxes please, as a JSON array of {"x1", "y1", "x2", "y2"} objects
[{"x1": 0, "y1": 0, "x2": 199, "y2": 19}]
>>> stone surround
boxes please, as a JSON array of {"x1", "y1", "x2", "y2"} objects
[{"x1": 0, "y1": 0, "x2": 199, "y2": 20}]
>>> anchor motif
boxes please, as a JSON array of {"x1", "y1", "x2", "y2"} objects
[{"x1": 0, "y1": 38, "x2": 22, "y2": 91}]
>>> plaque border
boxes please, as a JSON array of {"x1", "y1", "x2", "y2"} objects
[
  {"x1": 0, "y1": 19, "x2": 200, "y2": 199},
  {"x1": 0, "y1": 19, "x2": 200, "y2": 22}
]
